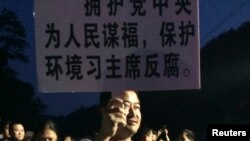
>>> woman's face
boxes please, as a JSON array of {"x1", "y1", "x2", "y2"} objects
[
  {"x1": 41, "y1": 129, "x2": 57, "y2": 141},
  {"x1": 12, "y1": 124, "x2": 25, "y2": 141}
]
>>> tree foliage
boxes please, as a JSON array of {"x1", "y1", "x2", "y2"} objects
[
  {"x1": 0, "y1": 8, "x2": 28, "y2": 78},
  {"x1": 0, "y1": 9, "x2": 46, "y2": 130}
]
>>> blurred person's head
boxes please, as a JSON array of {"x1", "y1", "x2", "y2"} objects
[
  {"x1": 41, "y1": 129, "x2": 57, "y2": 141},
  {"x1": 9, "y1": 122, "x2": 25, "y2": 141},
  {"x1": 1, "y1": 121, "x2": 11, "y2": 139},
  {"x1": 177, "y1": 129, "x2": 196, "y2": 141},
  {"x1": 25, "y1": 131, "x2": 34, "y2": 141},
  {"x1": 136, "y1": 127, "x2": 154, "y2": 141},
  {"x1": 63, "y1": 136, "x2": 73, "y2": 141},
  {"x1": 152, "y1": 129, "x2": 157, "y2": 141},
  {"x1": 156, "y1": 125, "x2": 169, "y2": 141},
  {"x1": 36, "y1": 120, "x2": 58, "y2": 141}
]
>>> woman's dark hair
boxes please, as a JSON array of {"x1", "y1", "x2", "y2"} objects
[
  {"x1": 34, "y1": 119, "x2": 59, "y2": 141},
  {"x1": 41, "y1": 119, "x2": 58, "y2": 134}
]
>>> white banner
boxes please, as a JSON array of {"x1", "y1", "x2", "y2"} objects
[{"x1": 34, "y1": 0, "x2": 200, "y2": 93}]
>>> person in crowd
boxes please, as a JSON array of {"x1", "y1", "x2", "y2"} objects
[
  {"x1": 156, "y1": 125, "x2": 170, "y2": 141},
  {"x1": 94, "y1": 90, "x2": 142, "y2": 141},
  {"x1": 35, "y1": 120, "x2": 59, "y2": 141},
  {"x1": 135, "y1": 127, "x2": 154, "y2": 141},
  {"x1": 9, "y1": 121, "x2": 25, "y2": 141},
  {"x1": 78, "y1": 137, "x2": 92, "y2": 141},
  {"x1": 24, "y1": 131, "x2": 34, "y2": 141},
  {"x1": 0, "y1": 121, "x2": 11, "y2": 141},
  {"x1": 151, "y1": 129, "x2": 157, "y2": 141},
  {"x1": 175, "y1": 129, "x2": 196, "y2": 141},
  {"x1": 63, "y1": 136, "x2": 73, "y2": 141}
]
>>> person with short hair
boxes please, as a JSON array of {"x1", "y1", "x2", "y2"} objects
[{"x1": 95, "y1": 90, "x2": 142, "y2": 141}]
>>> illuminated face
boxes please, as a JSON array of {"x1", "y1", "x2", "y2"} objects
[
  {"x1": 115, "y1": 90, "x2": 142, "y2": 136},
  {"x1": 41, "y1": 129, "x2": 57, "y2": 141},
  {"x1": 12, "y1": 124, "x2": 25, "y2": 141}
]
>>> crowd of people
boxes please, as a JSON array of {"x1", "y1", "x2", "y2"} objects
[
  {"x1": 135, "y1": 126, "x2": 196, "y2": 141},
  {"x1": 0, "y1": 90, "x2": 196, "y2": 141}
]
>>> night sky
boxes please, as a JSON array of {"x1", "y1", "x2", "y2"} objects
[{"x1": 1, "y1": 0, "x2": 250, "y2": 116}]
